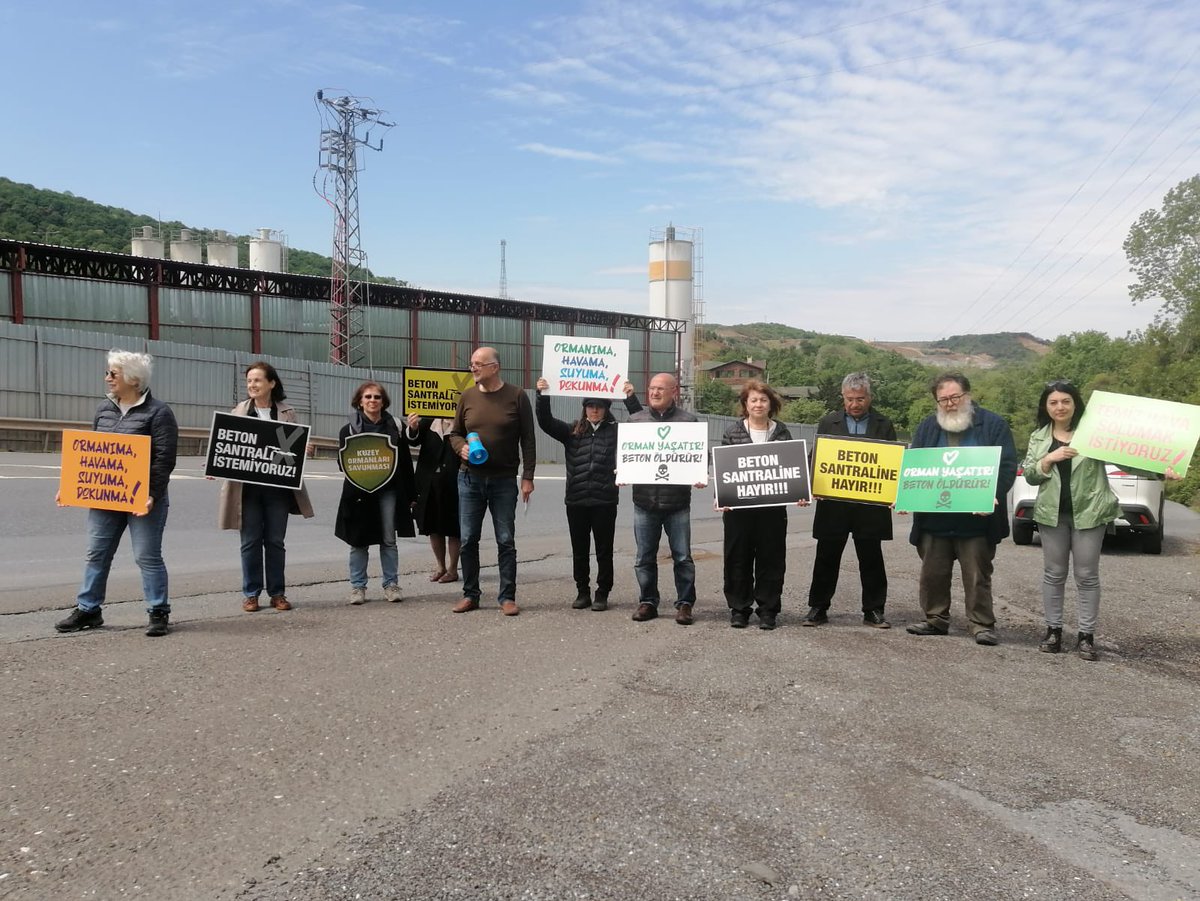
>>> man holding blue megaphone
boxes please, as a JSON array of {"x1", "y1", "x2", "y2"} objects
[{"x1": 448, "y1": 347, "x2": 536, "y2": 616}]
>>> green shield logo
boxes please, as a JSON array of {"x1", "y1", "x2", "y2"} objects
[{"x1": 339, "y1": 432, "x2": 399, "y2": 493}]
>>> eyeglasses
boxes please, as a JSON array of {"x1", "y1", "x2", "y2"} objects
[
  {"x1": 362, "y1": 394, "x2": 383, "y2": 400},
  {"x1": 469, "y1": 361, "x2": 498, "y2": 370},
  {"x1": 104, "y1": 369, "x2": 120, "y2": 379},
  {"x1": 936, "y1": 393, "x2": 966, "y2": 407}
]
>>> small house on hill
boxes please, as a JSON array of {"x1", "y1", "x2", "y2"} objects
[{"x1": 698, "y1": 359, "x2": 765, "y2": 386}]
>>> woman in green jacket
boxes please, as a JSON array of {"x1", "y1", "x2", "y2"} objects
[{"x1": 1022, "y1": 380, "x2": 1176, "y2": 660}]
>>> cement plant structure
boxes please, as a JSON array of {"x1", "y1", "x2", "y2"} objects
[{"x1": 0, "y1": 238, "x2": 685, "y2": 390}]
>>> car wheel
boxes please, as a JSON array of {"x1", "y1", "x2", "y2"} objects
[{"x1": 1012, "y1": 518, "x2": 1035, "y2": 546}]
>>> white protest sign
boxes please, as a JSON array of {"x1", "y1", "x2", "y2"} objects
[
  {"x1": 540, "y1": 335, "x2": 630, "y2": 398},
  {"x1": 616, "y1": 421, "x2": 709, "y2": 485}
]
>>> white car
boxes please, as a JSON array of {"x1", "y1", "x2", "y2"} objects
[{"x1": 1010, "y1": 464, "x2": 1165, "y2": 554}]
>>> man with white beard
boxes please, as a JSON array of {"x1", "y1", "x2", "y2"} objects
[{"x1": 904, "y1": 373, "x2": 1017, "y2": 645}]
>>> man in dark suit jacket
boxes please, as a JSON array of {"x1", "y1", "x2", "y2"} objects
[{"x1": 804, "y1": 373, "x2": 898, "y2": 628}]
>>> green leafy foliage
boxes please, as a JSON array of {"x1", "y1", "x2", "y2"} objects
[{"x1": 694, "y1": 378, "x2": 737, "y2": 415}]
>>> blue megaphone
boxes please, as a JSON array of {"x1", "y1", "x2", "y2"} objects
[{"x1": 466, "y1": 431, "x2": 489, "y2": 465}]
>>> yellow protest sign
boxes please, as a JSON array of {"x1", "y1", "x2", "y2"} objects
[
  {"x1": 811, "y1": 435, "x2": 905, "y2": 505},
  {"x1": 402, "y1": 367, "x2": 475, "y2": 418},
  {"x1": 59, "y1": 428, "x2": 153, "y2": 513}
]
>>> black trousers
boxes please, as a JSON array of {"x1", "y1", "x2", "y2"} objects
[
  {"x1": 808, "y1": 534, "x2": 887, "y2": 613},
  {"x1": 722, "y1": 507, "x2": 787, "y2": 615},
  {"x1": 566, "y1": 504, "x2": 617, "y2": 594}
]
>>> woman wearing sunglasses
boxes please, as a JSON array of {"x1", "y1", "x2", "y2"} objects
[{"x1": 334, "y1": 382, "x2": 417, "y2": 605}]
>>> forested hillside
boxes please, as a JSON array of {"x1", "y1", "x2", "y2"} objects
[{"x1": 0, "y1": 177, "x2": 404, "y2": 284}]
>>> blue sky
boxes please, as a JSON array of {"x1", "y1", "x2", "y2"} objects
[{"x1": 3, "y1": 0, "x2": 1199, "y2": 342}]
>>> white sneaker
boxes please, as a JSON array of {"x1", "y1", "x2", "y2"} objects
[
  {"x1": 384, "y1": 583, "x2": 403, "y2": 603},
  {"x1": 349, "y1": 587, "x2": 366, "y2": 605}
]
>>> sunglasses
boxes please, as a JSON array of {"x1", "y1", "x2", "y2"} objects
[
  {"x1": 104, "y1": 369, "x2": 121, "y2": 379},
  {"x1": 362, "y1": 394, "x2": 383, "y2": 400}
]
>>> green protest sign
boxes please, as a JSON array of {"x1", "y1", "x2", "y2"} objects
[
  {"x1": 339, "y1": 432, "x2": 398, "y2": 493},
  {"x1": 1071, "y1": 390, "x2": 1200, "y2": 476},
  {"x1": 893, "y1": 446, "x2": 1002, "y2": 513}
]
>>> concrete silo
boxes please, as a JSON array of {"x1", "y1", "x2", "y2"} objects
[
  {"x1": 249, "y1": 228, "x2": 286, "y2": 272},
  {"x1": 169, "y1": 228, "x2": 202, "y2": 264},
  {"x1": 649, "y1": 225, "x2": 702, "y2": 407},
  {"x1": 206, "y1": 229, "x2": 239, "y2": 268},
  {"x1": 130, "y1": 225, "x2": 165, "y2": 259}
]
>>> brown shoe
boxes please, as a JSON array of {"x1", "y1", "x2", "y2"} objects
[
  {"x1": 270, "y1": 595, "x2": 292, "y2": 611},
  {"x1": 500, "y1": 600, "x2": 520, "y2": 616},
  {"x1": 452, "y1": 597, "x2": 480, "y2": 613},
  {"x1": 243, "y1": 597, "x2": 260, "y2": 613},
  {"x1": 675, "y1": 603, "x2": 695, "y2": 626},
  {"x1": 631, "y1": 603, "x2": 658, "y2": 622}
]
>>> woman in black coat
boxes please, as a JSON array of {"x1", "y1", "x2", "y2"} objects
[
  {"x1": 719, "y1": 380, "x2": 798, "y2": 631},
  {"x1": 335, "y1": 382, "x2": 416, "y2": 605},
  {"x1": 409, "y1": 414, "x2": 462, "y2": 583},
  {"x1": 535, "y1": 378, "x2": 621, "y2": 611}
]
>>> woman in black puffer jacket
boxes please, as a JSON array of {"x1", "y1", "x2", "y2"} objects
[
  {"x1": 535, "y1": 379, "x2": 626, "y2": 611},
  {"x1": 719, "y1": 380, "x2": 799, "y2": 631}
]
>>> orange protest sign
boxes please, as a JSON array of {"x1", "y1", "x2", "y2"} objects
[{"x1": 58, "y1": 429, "x2": 153, "y2": 513}]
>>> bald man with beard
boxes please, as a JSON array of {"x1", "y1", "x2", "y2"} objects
[{"x1": 904, "y1": 372, "x2": 1017, "y2": 646}]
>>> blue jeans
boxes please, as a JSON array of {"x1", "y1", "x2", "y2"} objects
[
  {"x1": 633, "y1": 505, "x2": 695, "y2": 608},
  {"x1": 240, "y1": 484, "x2": 292, "y2": 599},
  {"x1": 457, "y1": 470, "x2": 518, "y2": 604},
  {"x1": 349, "y1": 490, "x2": 399, "y2": 589},
  {"x1": 76, "y1": 497, "x2": 170, "y2": 613}
]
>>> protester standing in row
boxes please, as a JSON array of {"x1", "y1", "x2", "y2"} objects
[
  {"x1": 627, "y1": 373, "x2": 705, "y2": 625},
  {"x1": 535, "y1": 378, "x2": 625, "y2": 611},
  {"x1": 448, "y1": 347, "x2": 536, "y2": 616},
  {"x1": 805, "y1": 373, "x2": 898, "y2": 629},
  {"x1": 719, "y1": 380, "x2": 794, "y2": 631},
  {"x1": 56, "y1": 350, "x2": 179, "y2": 637},
  {"x1": 1022, "y1": 379, "x2": 1178, "y2": 660},
  {"x1": 219, "y1": 361, "x2": 314, "y2": 613},
  {"x1": 411, "y1": 414, "x2": 461, "y2": 584},
  {"x1": 335, "y1": 381, "x2": 416, "y2": 605},
  {"x1": 905, "y1": 373, "x2": 1017, "y2": 645}
]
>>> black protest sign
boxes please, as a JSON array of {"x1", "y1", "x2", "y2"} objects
[
  {"x1": 205, "y1": 411, "x2": 310, "y2": 489},
  {"x1": 712, "y1": 439, "x2": 811, "y2": 508}
]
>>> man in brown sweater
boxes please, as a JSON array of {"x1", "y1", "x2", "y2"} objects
[{"x1": 447, "y1": 346, "x2": 536, "y2": 615}]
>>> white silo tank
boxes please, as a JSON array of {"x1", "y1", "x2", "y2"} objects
[
  {"x1": 649, "y1": 225, "x2": 695, "y2": 392},
  {"x1": 170, "y1": 228, "x2": 202, "y2": 264},
  {"x1": 206, "y1": 229, "x2": 239, "y2": 267},
  {"x1": 131, "y1": 225, "x2": 165, "y2": 258},
  {"x1": 249, "y1": 228, "x2": 284, "y2": 272}
]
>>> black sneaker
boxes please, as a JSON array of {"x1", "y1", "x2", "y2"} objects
[
  {"x1": 801, "y1": 607, "x2": 827, "y2": 627},
  {"x1": 730, "y1": 609, "x2": 750, "y2": 629},
  {"x1": 906, "y1": 621, "x2": 949, "y2": 636},
  {"x1": 55, "y1": 607, "x2": 103, "y2": 633},
  {"x1": 591, "y1": 591, "x2": 609, "y2": 612},
  {"x1": 1076, "y1": 632, "x2": 1097, "y2": 661},
  {"x1": 572, "y1": 591, "x2": 592, "y2": 609},
  {"x1": 146, "y1": 609, "x2": 170, "y2": 637},
  {"x1": 863, "y1": 610, "x2": 891, "y2": 629},
  {"x1": 758, "y1": 613, "x2": 778, "y2": 631}
]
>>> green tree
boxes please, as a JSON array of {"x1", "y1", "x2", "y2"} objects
[
  {"x1": 1125, "y1": 174, "x2": 1200, "y2": 327},
  {"x1": 694, "y1": 378, "x2": 737, "y2": 415}
]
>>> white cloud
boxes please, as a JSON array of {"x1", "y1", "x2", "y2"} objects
[{"x1": 518, "y1": 142, "x2": 621, "y2": 164}]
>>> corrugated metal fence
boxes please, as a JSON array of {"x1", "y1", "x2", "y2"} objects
[{"x1": 0, "y1": 322, "x2": 816, "y2": 462}]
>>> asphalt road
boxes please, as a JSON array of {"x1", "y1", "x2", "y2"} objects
[{"x1": 1, "y1": 453, "x2": 1198, "y2": 900}]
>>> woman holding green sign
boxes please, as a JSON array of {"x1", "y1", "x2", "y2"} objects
[
  {"x1": 1023, "y1": 380, "x2": 1178, "y2": 660},
  {"x1": 335, "y1": 381, "x2": 417, "y2": 605}
]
